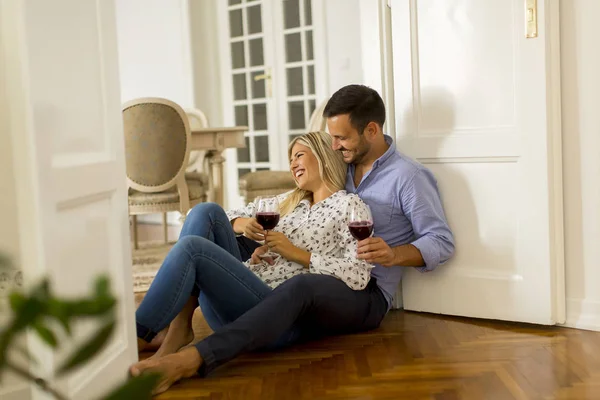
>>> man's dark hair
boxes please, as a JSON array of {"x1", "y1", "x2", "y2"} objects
[{"x1": 323, "y1": 84, "x2": 386, "y2": 134}]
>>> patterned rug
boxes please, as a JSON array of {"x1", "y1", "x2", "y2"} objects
[{"x1": 131, "y1": 241, "x2": 173, "y2": 293}]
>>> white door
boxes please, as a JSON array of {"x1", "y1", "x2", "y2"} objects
[
  {"x1": 1, "y1": 0, "x2": 137, "y2": 398},
  {"x1": 389, "y1": 0, "x2": 565, "y2": 324},
  {"x1": 219, "y1": 0, "x2": 327, "y2": 208}
]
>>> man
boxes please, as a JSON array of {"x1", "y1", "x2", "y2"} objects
[
  {"x1": 133, "y1": 84, "x2": 454, "y2": 394},
  {"x1": 324, "y1": 84, "x2": 455, "y2": 307}
]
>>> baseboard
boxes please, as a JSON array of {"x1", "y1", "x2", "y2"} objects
[{"x1": 562, "y1": 298, "x2": 600, "y2": 332}]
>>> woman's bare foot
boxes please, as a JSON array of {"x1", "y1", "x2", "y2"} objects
[
  {"x1": 150, "y1": 325, "x2": 194, "y2": 359},
  {"x1": 145, "y1": 327, "x2": 168, "y2": 351},
  {"x1": 129, "y1": 347, "x2": 202, "y2": 395}
]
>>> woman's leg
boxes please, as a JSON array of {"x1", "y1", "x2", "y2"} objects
[
  {"x1": 179, "y1": 202, "x2": 243, "y2": 260},
  {"x1": 135, "y1": 236, "x2": 272, "y2": 351}
]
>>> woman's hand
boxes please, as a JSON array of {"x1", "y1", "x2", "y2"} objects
[
  {"x1": 265, "y1": 231, "x2": 311, "y2": 267},
  {"x1": 250, "y1": 245, "x2": 275, "y2": 265},
  {"x1": 232, "y1": 217, "x2": 264, "y2": 241}
]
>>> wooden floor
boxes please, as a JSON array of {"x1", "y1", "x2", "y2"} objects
[{"x1": 143, "y1": 310, "x2": 600, "y2": 400}]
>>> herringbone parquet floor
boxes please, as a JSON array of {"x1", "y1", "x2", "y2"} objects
[{"x1": 144, "y1": 309, "x2": 600, "y2": 400}]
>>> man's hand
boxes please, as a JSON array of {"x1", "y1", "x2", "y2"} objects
[
  {"x1": 357, "y1": 237, "x2": 396, "y2": 266},
  {"x1": 250, "y1": 245, "x2": 275, "y2": 265}
]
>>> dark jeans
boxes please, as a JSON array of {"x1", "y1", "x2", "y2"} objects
[{"x1": 195, "y1": 274, "x2": 387, "y2": 376}]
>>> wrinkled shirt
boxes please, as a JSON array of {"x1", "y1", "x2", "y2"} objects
[
  {"x1": 226, "y1": 190, "x2": 374, "y2": 290},
  {"x1": 346, "y1": 135, "x2": 455, "y2": 307}
]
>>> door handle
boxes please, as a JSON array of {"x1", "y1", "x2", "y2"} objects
[{"x1": 254, "y1": 67, "x2": 272, "y2": 98}]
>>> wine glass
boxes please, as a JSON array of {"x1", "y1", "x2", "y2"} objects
[
  {"x1": 255, "y1": 196, "x2": 281, "y2": 258},
  {"x1": 348, "y1": 204, "x2": 374, "y2": 241}
]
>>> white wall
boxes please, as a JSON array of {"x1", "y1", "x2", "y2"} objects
[
  {"x1": 115, "y1": 0, "x2": 193, "y2": 107},
  {"x1": 560, "y1": 0, "x2": 600, "y2": 331}
]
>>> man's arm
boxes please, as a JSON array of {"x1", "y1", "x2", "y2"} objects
[{"x1": 357, "y1": 168, "x2": 454, "y2": 270}]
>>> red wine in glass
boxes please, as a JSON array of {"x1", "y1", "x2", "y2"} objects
[
  {"x1": 255, "y1": 196, "x2": 280, "y2": 259},
  {"x1": 348, "y1": 203, "x2": 373, "y2": 241},
  {"x1": 256, "y1": 212, "x2": 280, "y2": 230},
  {"x1": 348, "y1": 221, "x2": 374, "y2": 240}
]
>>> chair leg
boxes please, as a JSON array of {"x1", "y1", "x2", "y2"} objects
[
  {"x1": 132, "y1": 215, "x2": 139, "y2": 249},
  {"x1": 162, "y1": 212, "x2": 169, "y2": 244}
]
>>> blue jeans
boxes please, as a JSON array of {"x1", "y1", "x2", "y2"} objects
[{"x1": 135, "y1": 203, "x2": 271, "y2": 340}]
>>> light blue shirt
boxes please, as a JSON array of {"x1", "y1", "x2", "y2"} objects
[{"x1": 346, "y1": 135, "x2": 455, "y2": 308}]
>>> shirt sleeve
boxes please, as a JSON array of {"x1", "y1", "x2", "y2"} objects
[
  {"x1": 309, "y1": 195, "x2": 374, "y2": 290},
  {"x1": 402, "y1": 169, "x2": 455, "y2": 272}
]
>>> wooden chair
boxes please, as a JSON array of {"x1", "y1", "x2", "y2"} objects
[{"x1": 123, "y1": 97, "x2": 208, "y2": 248}]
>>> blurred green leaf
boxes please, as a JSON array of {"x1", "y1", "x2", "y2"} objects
[
  {"x1": 102, "y1": 373, "x2": 161, "y2": 400},
  {"x1": 9, "y1": 292, "x2": 26, "y2": 313},
  {"x1": 11, "y1": 297, "x2": 43, "y2": 332},
  {"x1": 33, "y1": 322, "x2": 58, "y2": 348},
  {"x1": 67, "y1": 297, "x2": 116, "y2": 317},
  {"x1": 95, "y1": 276, "x2": 110, "y2": 297},
  {"x1": 56, "y1": 320, "x2": 115, "y2": 376},
  {"x1": 47, "y1": 299, "x2": 72, "y2": 336}
]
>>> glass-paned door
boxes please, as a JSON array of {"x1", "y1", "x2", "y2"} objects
[{"x1": 219, "y1": 0, "x2": 326, "y2": 207}]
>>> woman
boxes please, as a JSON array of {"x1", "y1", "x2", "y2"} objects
[{"x1": 131, "y1": 131, "x2": 373, "y2": 393}]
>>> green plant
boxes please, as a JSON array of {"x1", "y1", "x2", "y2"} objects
[{"x1": 0, "y1": 253, "x2": 160, "y2": 399}]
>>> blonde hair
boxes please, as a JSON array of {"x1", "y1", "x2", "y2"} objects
[{"x1": 279, "y1": 131, "x2": 347, "y2": 217}]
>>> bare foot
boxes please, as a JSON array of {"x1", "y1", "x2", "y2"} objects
[
  {"x1": 129, "y1": 347, "x2": 202, "y2": 395},
  {"x1": 150, "y1": 326, "x2": 194, "y2": 359},
  {"x1": 145, "y1": 327, "x2": 168, "y2": 351}
]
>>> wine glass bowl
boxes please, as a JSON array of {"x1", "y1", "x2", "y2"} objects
[
  {"x1": 348, "y1": 204, "x2": 373, "y2": 241},
  {"x1": 254, "y1": 196, "x2": 280, "y2": 259}
]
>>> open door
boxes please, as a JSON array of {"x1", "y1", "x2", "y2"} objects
[
  {"x1": 388, "y1": 0, "x2": 565, "y2": 325},
  {"x1": 1, "y1": 0, "x2": 137, "y2": 398}
]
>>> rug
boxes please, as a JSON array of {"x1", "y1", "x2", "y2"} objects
[{"x1": 131, "y1": 241, "x2": 174, "y2": 293}]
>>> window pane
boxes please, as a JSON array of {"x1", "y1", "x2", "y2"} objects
[
  {"x1": 286, "y1": 67, "x2": 303, "y2": 96},
  {"x1": 284, "y1": 0, "x2": 300, "y2": 29},
  {"x1": 229, "y1": 0, "x2": 242, "y2": 5},
  {"x1": 235, "y1": 105, "x2": 248, "y2": 126},
  {"x1": 253, "y1": 103, "x2": 268, "y2": 130},
  {"x1": 238, "y1": 168, "x2": 251, "y2": 178},
  {"x1": 248, "y1": 5, "x2": 262, "y2": 34},
  {"x1": 233, "y1": 74, "x2": 247, "y2": 100},
  {"x1": 305, "y1": 31, "x2": 313, "y2": 60},
  {"x1": 256, "y1": 167, "x2": 270, "y2": 171},
  {"x1": 249, "y1": 38, "x2": 264, "y2": 66},
  {"x1": 285, "y1": 33, "x2": 302, "y2": 63},
  {"x1": 254, "y1": 136, "x2": 270, "y2": 162},
  {"x1": 237, "y1": 137, "x2": 250, "y2": 163},
  {"x1": 307, "y1": 65, "x2": 315, "y2": 95},
  {"x1": 251, "y1": 71, "x2": 266, "y2": 99},
  {"x1": 288, "y1": 101, "x2": 305, "y2": 130},
  {"x1": 230, "y1": 41, "x2": 245, "y2": 69},
  {"x1": 304, "y1": 0, "x2": 312, "y2": 25},
  {"x1": 229, "y1": 10, "x2": 243, "y2": 38}
]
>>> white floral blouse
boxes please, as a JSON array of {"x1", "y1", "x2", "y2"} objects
[{"x1": 226, "y1": 190, "x2": 373, "y2": 290}]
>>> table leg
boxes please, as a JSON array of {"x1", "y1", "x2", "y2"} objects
[{"x1": 208, "y1": 150, "x2": 226, "y2": 206}]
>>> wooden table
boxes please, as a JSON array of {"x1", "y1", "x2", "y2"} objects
[{"x1": 190, "y1": 126, "x2": 247, "y2": 206}]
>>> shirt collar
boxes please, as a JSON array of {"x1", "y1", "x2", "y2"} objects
[{"x1": 372, "y1": 135, "x2": 396, "y2": 169}]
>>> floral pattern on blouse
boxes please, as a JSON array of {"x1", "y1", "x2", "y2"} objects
[{"x1": 226, "y1": 190, "x2": 373, "y2": 290}]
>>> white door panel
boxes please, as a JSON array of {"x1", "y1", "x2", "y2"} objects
[
  {"x1": 2, "y1": 0, "x2": 137, "y2": 397},
  {"x1": 390, "y1": 0, "x2": 564, "y2": 324}
]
